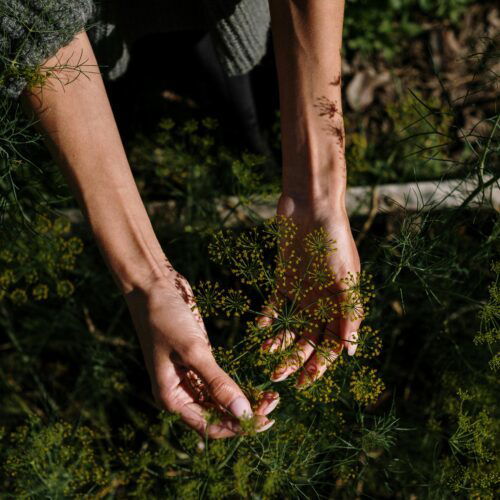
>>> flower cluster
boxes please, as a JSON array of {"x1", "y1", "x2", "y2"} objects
[
  {"x1": 304, "y1": 227, "x2": 337, "y2": 258},
  {"x1": 350, "y1": 366, "x2": 386, "y2": 406},
  {"x1": 474, "y1": 261, "x2": 499, "y2": 372},
  {"x1": 195, "y1": 215, "x2": 381, "y2": 411},
  {"x1": 0, "y1": 212, "x2": 83, "y2": 304},
  {"x1": 339, "y1": 270, "x2": 375, "y2": 321}
]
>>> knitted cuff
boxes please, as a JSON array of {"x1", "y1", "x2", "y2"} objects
[
  {"x1": 0, "y1": 0, "x2": 95, "y2": 99},
  {"x1": 202, "y1": 0, "x2": 271, "y2": 77}
]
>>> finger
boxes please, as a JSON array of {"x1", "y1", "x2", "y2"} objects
[
  {"x1": 254, "y1": 391, "x2": 280, "y2": 416},
  {"x1": 190, "y1": 348, "x2": 253, "y2": 420},
  {"x1": 253, "y1": 414, "x2": 276, "y2": 433},
  {"x1": 295, "y1": 326, "x2": 343, "y2": 388},
  {"x1": 153, "y1": 379, "x2": 238, "y2": 439},
  {"x1": 256, "y1": 302, "x2": 278, "y2": 328},
  {"x1": 261, "y1": 329, "x2": 296, "y2": 353},
  {"x1": 258, "y1": 301, "x2": 282, "y2": 352},
  {"x1": 180, "y1": 401, "x2": 241, "y2": 439},
  {"x1": 172, "y1": 357, "x2": 276, "y2": 434},
  {"x1": 336, "y1": 281, "x2": 365, "y2": 356},
  {"x1": 184, "y1": 401, "x2": 239, "y2": 439},
  {"x1": 339, "y1": 316, "x2": 363, "y2": 356},
  {"x1": 186, "y1": 367, "x2": 256, "y2": 419},
  {"x1": 270, "y1": 331, "x2": 320, "y2": 382},
  {"x1": 176, "y1": 379, "x2": 275, "y2": 438},
  {"x1": 152, "y1": 351, "x2": 244, "y2": 439},
  {"x1": 206, "y1": 413, "x2": 275, "y2": 437},
  {"x1": 204, "y1": 409, "x2": 275, "y2": 437}
]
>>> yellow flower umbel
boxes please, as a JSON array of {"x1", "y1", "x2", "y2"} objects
[
  {"x1": 9, "y1": 288, "x2": 28, "y2": 305},
  {"x1": 0, "y1": 211, "x2": 83, "y2": 305},
  {"x1": 192, "y1": 281, "x2": 222, "y2": 316},
  {"x1": 350, "y1": 366, "x2": 385, "y2": 406},
  {"x1": 194, "y1": 215, "x2": 381, "y2": 417},
  {"x1": 303, "y1": 227, "x2": 336, "y2": 259},
  {"x1": 32, "y1": 284, "x2": 49, "y2": 301},
  {"x1": 56, "y1": 280, "x2": 75, "y2": 298},
  {"x1": 220, "y1": 289, "x2": 250, "y2": 317}
]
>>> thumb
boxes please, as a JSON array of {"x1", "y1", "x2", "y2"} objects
[{"x1": 190, "y1": 348, "x2": 253, "y2": 419}]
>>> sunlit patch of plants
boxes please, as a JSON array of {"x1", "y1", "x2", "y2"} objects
[
  {"x1": 194, "y1": 215, "x2": 384, "y2": 414},
  {"x1": 0, "y1": 14, "x2": 498, "y2": 498}
]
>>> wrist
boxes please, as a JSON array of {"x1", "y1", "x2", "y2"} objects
[
  {"x1": 277, "y1": 192, "x2": 347, "y2": 221},
  {"x1": 121, "y1": 264, "x2": 177, "y2": 304},
  {"x1": 280, "y1": 157, "x2": 347, "y2": 213},
  {"x1": 109, "y1": 250, "x2": 175, "y2": 297},
  {"x1": 280, "y1": 176, "x2": 346, "y2": 209},
  {"x1": 280, "y1": 110, "x2": 347, "y2": 206},
  {"x1": 85, "y1": 194, "x2": 175, "y2": 295}
]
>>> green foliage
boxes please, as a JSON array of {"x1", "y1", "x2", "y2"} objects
[
  {"x1": 0, "y1": 212, "x2": 82, "y2": 304},
  {"x1": 3, "y1": 418, "x2": 110, "y2": 496},
  {"x1": 129, "y1": 117, "x2": 279, "y2": 235},
  {"x1": 344, "y1": 0, "x2": 474, "y2": 60},
  {"x1": 474, "y1": 261, "x2": 500, "y2": 371},
  {"x1": 198, "y1": 217, "x2": 380, "y2": 405},
  {"x1": 345, "y1": 90, "x2": 457, "y2": 185},
  {"x1": 0, "y1": 3, "x2": 498, "y2": 498}
]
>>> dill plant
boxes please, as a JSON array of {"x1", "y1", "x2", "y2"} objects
[
  {"x1": 198, "y1": 216, "x2": 381, "y2": 407},
  {"x1": 358, "y1": 37, "x2": 499, "y2": 497},
  {"x1": 0, "y1": 8, "x2": 498, "y2": 499},
  {"x1": 0, "y1": 211, "x2": 83, "y2": 304},
  {"x1": 172, "y1": 215, "x2": 396, "y2": 496}
]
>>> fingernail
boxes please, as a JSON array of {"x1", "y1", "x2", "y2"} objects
[
  {"x1": 229, "y1": 397, "x2": 253, "y2": 419},
  {"x1": 347, "y1": 331, "x2": 358, "y2": 356},
  {"x1": 257, "y1": 419, "x2": 275, "y2": 433},
  {"x1": 306, "y1": 364, "x2": 317, "y2": 376},
  {"x1": 263, "y1": 396, "x2": 280, "y2": 415},
  {"x1": 261, "y1": 339, "x2": 274, "y2": 352},
  {"x1": 268, "y1": 341, "x2": 279, "y2": 353},
  {"x1": 270, "y1": 370, "x2": 288, "y2": 382},
  {"x1": 257, "y1": 318, "x2": 270, "y2": 328},
  {"x1": 295, "y1": 377, "x2": 308, "y2": 390}
]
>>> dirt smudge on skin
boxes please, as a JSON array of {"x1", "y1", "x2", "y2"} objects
[
  {"x1": 314, "y1": 96, "x2": 342, "y2": 120},
  {"x1": 329, "y1": 74, "x2": 342, "y2": 86},
  {"x1": 314, "y1": 94, "x2": 345, "y2": 147},
  {"x1": 327, "y1": 124, "x2": 345, "y2": 148}
]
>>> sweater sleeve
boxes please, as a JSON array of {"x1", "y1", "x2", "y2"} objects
[
  {"x1": 201, "y1": 0, "x2": 270, "y2": 77},
  {"x1": 0, "y1": 0, "x2": 95, "y2": 99}
]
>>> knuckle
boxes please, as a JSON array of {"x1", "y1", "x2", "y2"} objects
[
  {"x1": 179, "y1": 340, "x2": 209, "y2": 362},
  {"x1": 207, "y1": 374, "x2": 235, "y2": 400},
  {"x1": 154, "y1": 387, "x2": 176, "y2": 413}
]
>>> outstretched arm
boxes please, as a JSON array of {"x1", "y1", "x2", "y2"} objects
[
  {"x1": 22, "y1": 31, "x2": 277, "y2": 437},
  {"x1": 266, "y1": 0, "x2": 362, "y2": 387},
  {"x1": 270, "y1": 0, "x2": 347, "y2": 205}
]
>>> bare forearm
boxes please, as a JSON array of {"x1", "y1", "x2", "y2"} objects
[
  {"x1": 21, "y1": 32, "x2": 170, "y2": 294},
  {"x1": 270, "y1": 0, "x2": 346, "y2": 209}
]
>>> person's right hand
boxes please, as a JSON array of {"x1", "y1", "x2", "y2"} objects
[
  {"x1": 260, "y1": 195, "x2": 364, "y2": 388},
  {"x1": 124, "y1": 270, "x2": 278, "y2": 439}
]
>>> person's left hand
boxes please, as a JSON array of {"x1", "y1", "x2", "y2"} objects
[{"x1": 124, "y1": 270, "x2": 279, "y2": 438}]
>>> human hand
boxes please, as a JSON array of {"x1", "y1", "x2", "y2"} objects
[
  {"x1": 260, "y1": 195, "x2": 364, "y2": 389},
  {"x1": 124, "y1": 270, "x2": 278, "y2": 438}
]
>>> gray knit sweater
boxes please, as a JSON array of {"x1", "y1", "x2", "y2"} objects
[{"x1": 0, "y1": 0, "x2": 270, "y2": 99}]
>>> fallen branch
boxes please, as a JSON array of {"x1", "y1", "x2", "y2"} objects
[{"x1": 57, "y1": 177, "x2": 499, "y2": 226}]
